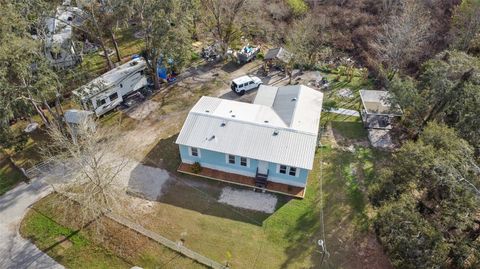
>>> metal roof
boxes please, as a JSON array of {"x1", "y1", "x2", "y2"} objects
[
  {"x1": 359, "y1": 90, "x2": 402, "y2": 116},
  {"x1": 176, "y1": 85, "x2": 323, "y2": 170},
  {"x1": 264, "y1": 47, "x2": 292, "y2": 63},
  {"x1": 64, "y1": 109, "x2": 93, "y2": 124}
]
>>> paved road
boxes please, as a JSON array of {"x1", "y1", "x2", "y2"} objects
[{"x1": 0, "y1": 179, "x2": 63, "y2": 269}]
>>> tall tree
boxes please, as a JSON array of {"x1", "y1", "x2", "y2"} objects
[
  {"x1": 40, "y1": 118, "x2": 130, "y2": 234},
  {"x1": 135, "y1": 0, "x2": 192, "y2": 90},
  {"x1": 371, "y1": 0, "x2": 432, "y2": 79},
  {"x1": 371, "y1": 122, "x2": 480, "y2": 268},
  {"x1": 286, "y1": 13, "x2": 331, "y2": 68},
  {"x1": 0, "y1": 0, "x2": 65, "y2": 127},
  {"x1": 390, "y1": 50, "x2": 480, "y2": 147},
  {"x1": 200, "y1": 0, "x2": 248, "y2": 55},
  {"x1": 450, "y1": 0, "x2": 480, "y2": 53}
]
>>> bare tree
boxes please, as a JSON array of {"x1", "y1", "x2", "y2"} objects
[
  {"x1": 371, "y1": 0, "x2": 432, "y2": 78},
  {"x1": 39, "y1": 117, "x2": 130, "y2": 234},
  {"x1": 201, "y1": 0, "x2": 248, "y2": 55},
  {"x1": 286, "y1": 13, "x2": 331, "y2": 68}
]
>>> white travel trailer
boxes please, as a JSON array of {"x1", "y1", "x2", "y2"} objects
[
  {"x1": 43, "y1": 6, "x2": 84, "y2": 69},
  {"x1": 73, "y1": 58, "x2": 148, "y2": 116}
]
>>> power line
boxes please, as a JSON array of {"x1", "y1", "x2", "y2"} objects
[{"x1": 317, "y1": 145, "x2": 330, "y2": 266}]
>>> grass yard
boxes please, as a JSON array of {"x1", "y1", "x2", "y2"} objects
[
  {"x1": 20, "y1": 194, "x2": 206, "y2": 269},
  {"x1": 0, "y1": 157, "x2": 26, "y2": 195},
  {"x1": 135, "y1": 117, "x2": 390, "y2": 268}
]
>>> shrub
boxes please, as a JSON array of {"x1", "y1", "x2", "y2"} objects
[
  {"x1": 191, "y1": 162, "x2": 202, "y2": 174},
  {"x1": 286, "y1": 0, "x2": 308, "y2": 16}
]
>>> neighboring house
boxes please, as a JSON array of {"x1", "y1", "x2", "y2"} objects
[
  {"x1": 176, "y1": 85, "x2": 323, "y2": 198},
  {"x1": 359, "y1": 90, "x2": 402, "y2": 130},
  {"x1": 43, "y1": 5, "x2": 84, "y2": 69},
  {"x1": 73, "y1": 58, "x2": 148, "y2": 117}
]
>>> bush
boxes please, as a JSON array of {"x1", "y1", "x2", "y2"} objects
[
  {"x1": 256, "y1": 52, "x2": 264, "y2": 60},
  {"x1": 191, "y1": 162, "x2": 202, "y2": 174},
  {"x1": 286, "y1": 0, "x2": 308, "y2": 16},
  {"x1": 190, "y1": 51, "x2": 200, "y2": 62}
]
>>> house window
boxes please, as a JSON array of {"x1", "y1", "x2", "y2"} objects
[
  {"x1": 109, "y1": 92, "x2": 118, "y2": 101},
  {"x1": 228, "y1": 154, "x2": 235, "y2": 164},
  {"x1": 279, "y1": 165, "x2": 287, "y2": 174},
  {"x1": 289, "y1": 167, "x2": 297, "y2": 176},
  {"x1": 190, "y1": 147, "x2": 199, "y2": 157},
  {"x1": 240, "y1": 157, "x2": 248, "y2": 167}
]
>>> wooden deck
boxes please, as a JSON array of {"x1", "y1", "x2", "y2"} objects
[{"x1": 178, "y1": 163, "x2": 305, "y2": 198}]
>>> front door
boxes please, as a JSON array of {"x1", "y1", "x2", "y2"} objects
[{"x1": 258, "y1": 161, "x2": 269, "y2": 175}]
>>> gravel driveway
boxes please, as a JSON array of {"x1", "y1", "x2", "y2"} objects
[{"x1": 0, "y1": 179, "x2": 63, "y2": 269}]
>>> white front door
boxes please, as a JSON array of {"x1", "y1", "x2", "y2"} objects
[{"x1": 258, "y1": 161, "x2": 269, "y2": 175}]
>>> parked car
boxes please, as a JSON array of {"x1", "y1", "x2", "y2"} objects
[{"x1": 231, "y1": 75, "x2": 262, "y2": 95}]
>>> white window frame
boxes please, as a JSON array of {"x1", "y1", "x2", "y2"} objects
[
  {"x1": 189, "y1": 147, "x2": 200, "y2": 157},
  {"x1": 226, "y1": 154, "x2": 236, "y2": 165},
  {"x1": 277, "y1": 164, "x2": 299, "y2": 177},
  {"x1": 240, "y1": 156, "x2": 250, "y2": 167},
  {"x1": 288, "y1": 167, "x2": 298, "y2": 177},
  {"x1": 278, "y1": 165, "x2": 287, "y2": 174}
]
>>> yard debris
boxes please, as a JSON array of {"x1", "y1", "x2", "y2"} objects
[
  {"x1": 337, "y1": 88, "x2": 354, "y2": 99},
  {"x1": 218, "y1": 187, "x2": 277, "y2": 213}
]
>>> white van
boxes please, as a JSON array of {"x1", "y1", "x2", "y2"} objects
[{"x1": 231, "y1": 75, "x2": 262, "y2": 95}]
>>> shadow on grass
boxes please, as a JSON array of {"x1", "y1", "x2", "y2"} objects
[{"x1": 140, "y1": 134, "x2": 290, "y2": 226}]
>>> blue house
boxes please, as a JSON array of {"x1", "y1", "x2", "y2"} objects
[{"x1": 176, "y1": 84, "x2": 323, "y2": 198}]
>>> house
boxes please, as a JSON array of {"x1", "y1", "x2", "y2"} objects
[
  {"x1": 72, "y1": 58, "x2": 148, "y2": 117},
  {"x1": 176, "y1": 84, "x2": 323, "y2": 198},
  {"x1": 359, "y1": 90, "x2": 402, "y2": 130}
]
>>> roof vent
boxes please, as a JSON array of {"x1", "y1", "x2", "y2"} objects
[
  {"x1": 291, "y1": 97, "x2": 297, "y2": 102},
  {"x1": 264, "y1": 120, "x2": 269, "y2": 123},
  {"x1": 229, "y1": 110, "x2": 233, "y2": 113},
  {"x1": 208, "y1": 135, "x2": 216, "y2": 141},
  {"x1": 205, "y1": 109, "x2": 210, "y2": 113},
  {"x1": 220, "y1": 122, "x2": 226, "y2": 127},
  {"x1": 273, "y1": 130, "x2": 279, "y2": 136},
  {"x1": 231, "y1": 115, "x2": 236, "y2": 118}
]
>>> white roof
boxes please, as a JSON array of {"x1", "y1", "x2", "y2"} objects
[
  {"x1": 176, "y1": 85, "x2": 323, "y2": 169},
  {"x1": 232, "y1": 75, "x2": 254, "y2": 85},
  {"x1": 73, "y1": 58, "x2": 146, "y2": 99},
  {"x1": 359, "y1": 90, "x2": 402, "y2": 115},
  {"x1": 64, "y1": 109, "x2": 94, "y2": 124},
  {"x1": 45, "y1": 6, "x2": 84, "y2": 47}
]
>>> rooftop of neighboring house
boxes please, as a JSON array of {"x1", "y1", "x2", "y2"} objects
[
  {"x1": 72, "y1": 58, "x2": 146, "y2": 99},
  {"x1": 175, "y1": 85, "x2": 324, "y2": 170},
  {"x1": 359, "y1": 90, "x2": 403, "y2": 116}
]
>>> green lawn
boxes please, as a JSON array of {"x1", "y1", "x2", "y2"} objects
[
  {"x1": 0, "y1": 157, "x2": 26, "y2": 195},
  {"x1": 136, "y1": 115, "x2": 388, "y2": 268},
  {"x1": 21, "y1": 194, "x2": 206, "y2": 269}
]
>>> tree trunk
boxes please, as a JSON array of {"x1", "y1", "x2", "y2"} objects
[
  {"x1": 111, "y1": 31, "x2": 121, "y2": 62},
  {"x1": 30, "y1": 99, "x2": 50, "y2": 127},
  {"x1": 152, "y1": 62, "x2": 160, "y2": 90},
  {"x1": 99, "y1": 39, "x2": 114, "y2": 70}
]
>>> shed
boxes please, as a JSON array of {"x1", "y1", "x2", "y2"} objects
[{"x1": 359, "y1": 90, "x2": 402, "y2": 129}]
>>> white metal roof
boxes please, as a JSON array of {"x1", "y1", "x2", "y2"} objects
[
  {"x1": 64, "y1": 109, "x2": 94, "y2": 124},
  {"x1": 72, "y1": 58, "x2": 146, "y2": 99},
  {"x1": 176, "y1": 85, "x2": 323, "y2": 169}
]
